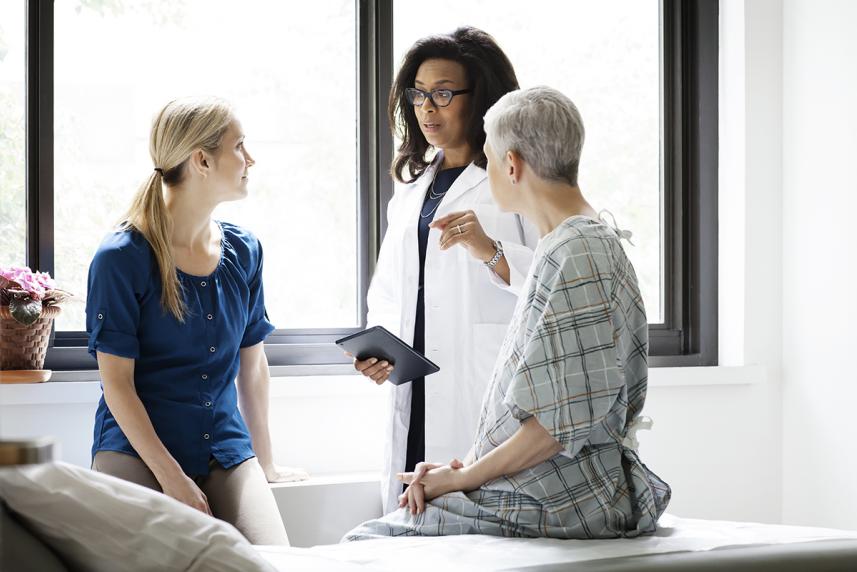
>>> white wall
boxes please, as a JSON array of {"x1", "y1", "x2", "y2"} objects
[
  {"x1": 781, "y1": 0, "x2": 857, "y2": 529},
  {"x1": 635, "y1": 0, "x2": 784, "y2": 524},
  {"x1": 0, "y1": 375, "x2": 388, "y2": 545},
  {"x1": 0, "y1": 383, "x2": 99, "y2": 466},
  {"x1": 642, "y1": 376, "x2": 781, "y2": 523},
  {"x1": 0, "y1": 375, "x2": 386, "y2": 475},
  {"x1": 0, "y1": 370, "x2": 787, "y2": 527}
]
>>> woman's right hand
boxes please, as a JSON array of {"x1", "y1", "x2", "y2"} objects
[
  {"x1": 351, "y1": 354, "x2": 394, "y2": 385},
  {"x1": 160, "y1": 471, "x2": 212, "y2": 515}
]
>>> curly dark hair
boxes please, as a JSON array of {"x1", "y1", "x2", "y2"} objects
[{"x1": 389, "y1": 26, "x2": 519, "y2": 183}]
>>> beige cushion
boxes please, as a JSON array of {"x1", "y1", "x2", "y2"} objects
[{"x1": 0, "y1": 462, "x2": 274, "y2": 572}]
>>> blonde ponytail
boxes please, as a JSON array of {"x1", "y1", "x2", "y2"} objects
[
  {"x1": 123, "y1": 171, "x2": 184, "y2": 320},
  {"x1": 121, "y1": 97, "x2": 234, "y2": 322}
]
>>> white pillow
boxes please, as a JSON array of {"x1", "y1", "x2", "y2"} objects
[{"x1": 0, "y1": 461, "x2": 275, "y2": 572}]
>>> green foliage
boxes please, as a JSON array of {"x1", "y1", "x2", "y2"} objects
[
  {"x1": 75, "y1": 0, "x2": 187, "y2": 26},
  {"x1": 75, "y1": 0, "x2": 124, "y2": 17},
  {"x1": 9, "y1": 295, "x2": 42, "y2": 326}
]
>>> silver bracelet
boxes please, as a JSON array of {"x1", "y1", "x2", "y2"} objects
[{"x1": 483, "y1": 240, "x2": 504, "y2": 269}]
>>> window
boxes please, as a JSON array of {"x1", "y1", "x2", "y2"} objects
[
  {"x1": 7, "y1": 0, "x2": 716, "y2": 370},
  {"x1": 654, "y1": 0, "x2": 718, "y2": 365},
  {"x1": 52, "y1": 0, "x2": 358, "y2": 333},
  {"x1": 18, "y1": 0, "x2": 367, "y2": 369},
  {"x1": 395, "y1": 0, "x2": 663, "y2": 322},
  {"x1": 389, "y1": 0, "x2": 718, "y2": 365}
]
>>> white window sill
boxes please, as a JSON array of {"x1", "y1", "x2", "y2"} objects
[
  {"x1": 269, "y1": 471, "x2": 379, "y2": 490},
  {"x1": 0, "y1": 380, "x2": 103, "y2": 405},
  {"x1": 648, "y1": 364, "x2": 767, "y2": 387},
  {"x1": 0, "y1": 365, "x2": 767, "y2": 406}
]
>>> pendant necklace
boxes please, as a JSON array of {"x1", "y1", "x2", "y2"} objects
[{"x1": 420, "y1": 174, "x2": 447, "y2": 219}]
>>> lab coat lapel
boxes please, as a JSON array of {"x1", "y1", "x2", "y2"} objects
[
  {"x1": 403, "y1": 156, "x2": 442, "y2": 224},
  {"x1": 435, "y1": 162, "x2": 486, "y2": 218},
  {"x1": 401, "y1": 152, "x2": 485, "y2": 233}
]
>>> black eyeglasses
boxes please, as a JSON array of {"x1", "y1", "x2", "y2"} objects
[{"x1": 405, "y1": 87, "x2": 472, "y2": 108}]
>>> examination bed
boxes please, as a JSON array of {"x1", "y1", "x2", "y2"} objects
[
  {"x1": 256, "y1": 514, "x2": 857, "y2": 571},
  {"x1": 2, "y1": 459, "x2": 857, "y2": 571}
]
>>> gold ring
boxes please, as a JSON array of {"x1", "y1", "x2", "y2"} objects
[{"x1": 456, "y1": 224, "x2": 463, "y2": 235}]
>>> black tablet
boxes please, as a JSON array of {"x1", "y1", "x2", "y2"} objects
[{"x1": 335, "y1": 326, "x2": 440, "y2": 385}]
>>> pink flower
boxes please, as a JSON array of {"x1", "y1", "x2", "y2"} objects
[
  {"x1": 35, "y1": 271, "x2": 55, "y2": 290},
  {"x1": 0, "y1": 266, "x2": 55, "y2": 301}
]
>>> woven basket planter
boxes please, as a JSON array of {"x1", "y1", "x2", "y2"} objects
[{"x1": 0, "y1": 305, "x2": 61, "y2": 370}]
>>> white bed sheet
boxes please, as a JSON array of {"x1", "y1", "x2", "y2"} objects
[{"x1": 255, "y1": 514, "x2": 857, "y2": 572}]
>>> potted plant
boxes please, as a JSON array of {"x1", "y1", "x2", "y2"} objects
[{"x1": 0, "y1": 266, "x2": 71, "y2": 383}]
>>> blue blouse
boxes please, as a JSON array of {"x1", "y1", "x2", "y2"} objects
[{"x1": 86, "y1": 221, "x2": 275, "y2": 476}]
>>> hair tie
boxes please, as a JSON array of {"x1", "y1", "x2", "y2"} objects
[{"x1": 153, "y1": 167, "x2": 164, "y2": 175}]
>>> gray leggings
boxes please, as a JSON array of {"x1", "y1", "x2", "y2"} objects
[{"x1": 92, "y1": 451, "x2": 289, "y2": 545}]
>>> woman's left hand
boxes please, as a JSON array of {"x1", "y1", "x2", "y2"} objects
[
  {"x1": 430, "y1": 211, "x2": 496, "y2": 262},
  {"x1": 263, "y1": 463, "x2": 310, "y2": 483},
  {"x1": 396, "y1": 458, "x2": 468, "y2": 515}
]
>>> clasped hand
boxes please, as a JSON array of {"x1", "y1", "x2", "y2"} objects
[{"x1": 396, "y1": 458, "x2": 468, "y2": 515}]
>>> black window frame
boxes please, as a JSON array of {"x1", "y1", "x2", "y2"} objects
[
  {"x1": 651, "y1": 0, "x2": 719, "y2": 366},
  {"x1": 22, "y1": 0, "x2": 715, "y2": 371}
]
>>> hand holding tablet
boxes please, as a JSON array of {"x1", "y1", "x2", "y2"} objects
[{"x1": 337, "y1": 326, "x2": 440, "y2": 385}]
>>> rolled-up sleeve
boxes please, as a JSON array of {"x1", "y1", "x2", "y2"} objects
[
  {"x1": 240, "y1": 239, "x2": 275, "y2": 348},
  {"x1": 86, "y1": 244, "x2": 142, "y2": 360},
  {"x1": 486, "y1": 212, "x2": 539, "y2": 293}
]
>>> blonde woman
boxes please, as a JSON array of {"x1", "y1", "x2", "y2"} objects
[{"x1": 85, "y1": 97, "x2": 302, "y2": 545}]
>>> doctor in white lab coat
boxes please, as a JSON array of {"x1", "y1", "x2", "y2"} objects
[{"x1": 352, "y1": 27, "x2": 539, "y2": 513}]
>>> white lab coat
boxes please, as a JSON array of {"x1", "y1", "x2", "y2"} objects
[{"x1": 367, "y1": 153, "x2": 539, "y2": 513}]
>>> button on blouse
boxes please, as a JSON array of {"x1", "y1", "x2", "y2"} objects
[{"x1": 86, "y1": 221, "x2": 275, "y2": 476}]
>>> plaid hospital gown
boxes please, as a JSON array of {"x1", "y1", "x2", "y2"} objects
[{"x1": 345, "y1": 215, "x2": 670, "y2": 541}]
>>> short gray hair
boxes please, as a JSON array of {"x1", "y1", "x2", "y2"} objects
[{"x1": 484, "y1": 86, "x2": 585, "y2": 186}]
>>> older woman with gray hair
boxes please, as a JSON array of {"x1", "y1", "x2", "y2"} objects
[{"x1": 345, "y1": 86, "x2": 670, "y2": 540}]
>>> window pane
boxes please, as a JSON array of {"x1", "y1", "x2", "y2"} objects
[
  {"x1": 394, "y1": 0, "x2": 663, "y2": 322},
  {"x1": 0, "y1": 1, "x2": 26, "y2": 269},
  {"x1": 54, "y1": 0, "x2": 358, "y2": 331}
]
